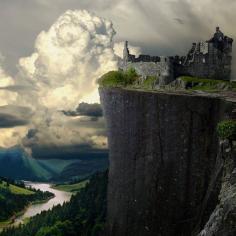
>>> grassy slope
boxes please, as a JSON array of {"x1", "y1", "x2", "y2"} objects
[
  {"x1": 0, "y1": 182, "x2": 34, "y2": 228},
  {"x1": 0, "y1": 182, "x2": 34, "y2": 195},
  {"x1": 179, "y1": 76, "x2": 236, "y2": 92},
  {"x1": 53, "y1": 180, "x2": 89, "y2": 192}
]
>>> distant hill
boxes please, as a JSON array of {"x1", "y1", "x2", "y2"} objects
[{"x1": 0, "y1": 149, "x2": 108, "y2": 182}]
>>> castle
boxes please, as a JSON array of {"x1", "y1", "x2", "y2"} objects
[{"x1": 121, "y1": 27, "x2": 233, "y2": 86}]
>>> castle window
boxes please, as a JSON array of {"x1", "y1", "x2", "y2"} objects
[{"x1": 202, "y1": 58, "x2": 206, "y2": 63}]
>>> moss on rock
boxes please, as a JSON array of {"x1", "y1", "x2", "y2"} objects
[{"x1": 217, "y1": 120, "x2": 236, "y2": 140}]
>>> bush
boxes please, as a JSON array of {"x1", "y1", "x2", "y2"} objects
[
  {"x1": 98, "y1": 68, "x2": 138, "y2": 87},
  {"x1": 143, "y1": 76, "x2": 158, "y2": 89},
  {"x1": 125, "y1": 67, "x2": 138, "y2": 85},
  {"x1": 217, "y1": 120, "x2": 236, "y2": 140}
]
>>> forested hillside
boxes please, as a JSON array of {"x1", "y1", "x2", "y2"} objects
[
  {"x1": 0, "y1": 171, "x2": 108, "y2": 236},
  {"x1": 0, "y1": 178, "x2": 53, "y2": 223}
]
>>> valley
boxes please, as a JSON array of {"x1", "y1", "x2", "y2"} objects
[
  {"x1": 0, "y1": 148, "x2": 108, "y2": 182},
  {"x1": 0, "y1": 172, "x2": 107, "y2": 236},
  {"x1": 0, "y1": 179, "x2": 54, "y2": 231}
]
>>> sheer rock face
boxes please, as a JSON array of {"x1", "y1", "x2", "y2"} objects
[
  {"x1": 198, "y1": 141, "x2": 236, "y2": 236},
  {"x1": 99, "y1": 88, "x2": 235, "y2": 236}
]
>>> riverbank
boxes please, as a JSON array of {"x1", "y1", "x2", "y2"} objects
[
  {"x1": 0, "y1": 194, "x2": 54, "y2": 231},
  {"x1": 0, "y1": 182, "x2": 72, "y2": 231}
]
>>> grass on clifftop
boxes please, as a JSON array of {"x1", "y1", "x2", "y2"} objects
[
  {"x1": 98, "y1": 68, "x2": 138, "y2": 87},
  {"x1": 142, "y1": 76, "x2": 158, "y2": 89},
  {"x1": 179, "y1": 76, "x2": 236, "y2": 92},
  {"x1": 217, "y1": 120, "x2": 236, "y2": 140}
]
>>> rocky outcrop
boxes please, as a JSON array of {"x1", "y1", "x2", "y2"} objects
[
  {"x1": 99, "y1": 87, "x2": 236, "y2": 236},
  {"x1": 198, "y1": 140, "x2": 236, "y2": 236}
]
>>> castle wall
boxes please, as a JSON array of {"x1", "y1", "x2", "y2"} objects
[
  {"x1": 125, "y1": 61, "x2": 162, "y2": 78},
  {"x1": 124, "y1": 58, "x2": 175, "y2": 86},
  {"x1": 175, "y1": 43, "x2": 232, "y2": 80}
]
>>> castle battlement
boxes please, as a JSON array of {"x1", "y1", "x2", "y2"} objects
[{"x1": 121, "y1": 27, "x2": 233, "y2": 85}]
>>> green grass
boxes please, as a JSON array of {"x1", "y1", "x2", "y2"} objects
[
  {"x1": 217, "y1": 120, "x2": 236, "y2": 140},
  {"x1": 23, "y1": 217, "x2": 31, "y2": 225},
  {"x1": 0, "y1": 181, "x2": 34, "y2": 195},
  {"x1": 98, "y1": 68, "x2": 138, "y2": 87},
  {"x1": 142, "y1": 76, "x2": 158, "y2": 89},
  {"x1": 0, "y1": 220, "x2": 12, "y2": 230},
  {"x1": 53, "y1": 180, "x2": 89, "y2": 192},
  {"x1": 179, "y1": 76, "x2": 236, "y2": 91}
]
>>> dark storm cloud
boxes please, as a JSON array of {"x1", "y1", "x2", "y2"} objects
[
  {"x1": 0, "y1": 113, "x2": 28, "y2": 128},
  {"x1": 31, "y1": 144, "x2": 108, "y2": 160},
  {"x1": 0, "y1": 105, "x2": 33, "y2": 120},
  {"x1": 63, "y1": 103, "x2": 103, "y2": 118},
  {"x1": 174, "y1": 18, "x2": 185, "y2": 25},
  {"x1": 26, "y1": 129, "x2": 38, "y2": 139},
  {"x1": 76, "y1": 103, "x2": 103, "y2": 117}
]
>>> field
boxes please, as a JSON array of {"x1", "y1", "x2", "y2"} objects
[
  {"x1": 53, "y1": 180, "x2": 89, "y2": 192},
  {"x1": 0, "y1": 181, "x2": 34, "y2": 195}
]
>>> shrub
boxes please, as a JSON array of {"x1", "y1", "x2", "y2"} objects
[
  {"x1": 143, "y1": 76, "x2": 158, "y2": 89},
  {"x1": 98, "y1": 68, "x2": 138, "y2": 87},
  {"x1": 98, "y1": 71, "x2": 125, "y2": 87},
  {"x1": 217, "y1": 120, "x2": 236, "y2": 140},
  {"x1": 124, "y1": 67, "x2": 138, "y2": 84}
]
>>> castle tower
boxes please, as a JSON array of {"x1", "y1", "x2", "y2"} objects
[
  {"x1": 123, "y1": 41, "x2": 130, "y2": 67},
  {"x1": 159, "y1": 57, "x2": 174, "y2": 86},
  {"x1": 208, "y1": 27, "x2": 233, "y2": 80}
]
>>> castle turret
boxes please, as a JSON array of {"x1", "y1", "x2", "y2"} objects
[{"x1": 123, "y1": 41, "x2": 130, "y2": 67}]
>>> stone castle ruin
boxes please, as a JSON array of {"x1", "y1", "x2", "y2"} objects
[{"x1": 121, "y1": 27, "x2": 233, "y2": 85}]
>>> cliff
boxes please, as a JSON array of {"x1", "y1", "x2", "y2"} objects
[{"x1": 99, "y1": 87, "x2": 236, "y2": 236}]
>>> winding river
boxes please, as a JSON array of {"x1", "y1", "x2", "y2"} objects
[{"x1": 13, "y1": 182, "x2": 72, "y2": 226}]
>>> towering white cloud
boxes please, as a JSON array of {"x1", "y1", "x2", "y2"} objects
[
  {"x1": 15, "y1": 10, "x2": 119, "y2": 151},
  {"x1": 19, "y1": 9, "x2": 118, "y2": 110}
]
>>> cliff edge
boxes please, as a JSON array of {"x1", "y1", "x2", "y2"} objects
[{"x1": 99, "y1": 88, "x2": 236, "y2": 236}]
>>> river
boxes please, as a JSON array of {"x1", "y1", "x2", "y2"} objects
[{"x1": 13, "y1": 182, "x2": 72, "y2": 226}]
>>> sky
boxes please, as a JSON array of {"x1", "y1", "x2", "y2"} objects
[{"x1": 0, "y1": 0, "x2": 235, "y2": 157}]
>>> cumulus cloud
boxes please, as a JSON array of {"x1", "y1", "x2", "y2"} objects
[
  {"x1": 19, "y1": 10, "x2": 118, "y2": 110},
  {"x1": 13, "y1": 10, "x2": 116, "y2": 153},
  {"x1": 0, "y1": 10, "x2": 116, "y2": 152}
]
